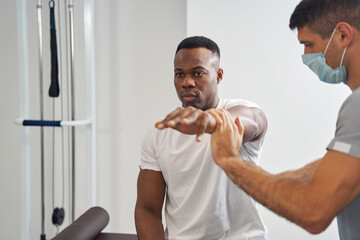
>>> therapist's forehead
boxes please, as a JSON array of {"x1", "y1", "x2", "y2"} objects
[{"x1": 297, "y1": 25, "x2": 325, "y2": 43}]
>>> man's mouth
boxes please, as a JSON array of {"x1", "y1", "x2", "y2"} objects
[
  {"x1": 181, "y1": 92, "x2": 197, "y2": 102},
  {"x1": 183, "y1": 96, "x2": 196, "y2": 101}
]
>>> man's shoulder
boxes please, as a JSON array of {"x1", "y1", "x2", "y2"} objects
[{"x1": 219, "y1": 98, "x2": 261, "y2": 110}]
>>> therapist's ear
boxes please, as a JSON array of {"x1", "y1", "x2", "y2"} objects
[
  {"x1": 336, "y1": 22, "x2": 353, "y2": 47},
  {"x1": 217, "y1": 68, "x2": 224, "y2": 84}
]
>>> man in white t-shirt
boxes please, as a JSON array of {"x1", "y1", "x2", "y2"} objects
[{"x1": 135, "y1": 36, "x2": 268, "y2": 240}]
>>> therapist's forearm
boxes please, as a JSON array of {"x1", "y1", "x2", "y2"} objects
[
  {"x1": 135, "y1": 208, "x2": 164, "y2": 240},
  {"x1": 219, "y1": 157, "x2": 329, "y2": 234}
]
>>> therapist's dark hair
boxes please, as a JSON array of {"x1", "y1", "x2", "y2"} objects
[
  {"x1": 289, "y1": 0, "x2": 360, "y2": 39},
  {"x1": 176, "y1": 36, "x2": 220, "y2": 58}
]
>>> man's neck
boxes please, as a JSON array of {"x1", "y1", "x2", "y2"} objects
[
  {"x1": 347, "y1": 70, "x2": 360, "y2": 91},
  {"x1": 347, "y1": 42, "x2": 360, "y2": 91}
]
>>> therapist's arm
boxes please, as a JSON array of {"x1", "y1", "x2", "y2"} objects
[
  {"x1": 208, "y1": 109, "x2": 360, "y2": 234},
  {"x1": 135, "y1": 169, "x2": 166, "y2": 240},
  {"x1": 277, "y1": 160, "x2": 321, "y2": 183}
]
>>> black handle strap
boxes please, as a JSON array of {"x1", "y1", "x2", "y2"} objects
[{"x1": 49, "y1": 0, "x2": 60, "y2": 97}]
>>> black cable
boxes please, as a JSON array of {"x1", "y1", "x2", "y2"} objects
[{"x1": 49, "y1": 0, "x2": 64, "y2": 229}]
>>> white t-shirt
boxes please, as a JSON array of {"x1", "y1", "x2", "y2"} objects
[{"x1": 140, "y1": 99, "x2": 267, "y2": 240}]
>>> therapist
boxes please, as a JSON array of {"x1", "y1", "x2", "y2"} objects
[{"x1": 207, "y1": 0, "x2": 360, "y2": 239}]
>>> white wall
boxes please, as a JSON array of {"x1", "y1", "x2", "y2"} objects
[
  {"x1": 1, "y1": 0, "x2": 353, "y2": 239},
  {"x1": 187, "y1": 0, "x2": 350, "y2": 239},
  {"x1": 94, "y1": 0, "x2": 187, "y2": 233},
  {"x1": 0, "y1": 1, "x2": 20, "y2": 239}
]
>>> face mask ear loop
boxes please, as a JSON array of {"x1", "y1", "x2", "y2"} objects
[
  {"x1": 340, "y1": 47, "x2": 347, "y2": 67},
  {"x1": 324, "y1": 29, "x2": 337, "y2": 56}
]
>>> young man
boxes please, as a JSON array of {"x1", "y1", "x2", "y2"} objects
[
  {"x1": 207, "y1": 0, "x2": 360, "y2": 239},
  {"x1": 135, "y1": 36, "x2": 268, "y2": 239}
]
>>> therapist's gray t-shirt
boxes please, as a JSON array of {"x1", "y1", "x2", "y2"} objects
[{"x1": 327, "y1": 87, "x2": 360, "y2": 240}]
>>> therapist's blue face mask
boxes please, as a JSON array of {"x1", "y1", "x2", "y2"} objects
[{"x1": 302, "y1": 29, "x2": 347, "y2": 84}]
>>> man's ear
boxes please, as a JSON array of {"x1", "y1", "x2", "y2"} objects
[
  {"x1": 336, "y1": 22, "x2": 353, "y2": 47},
  {"x1": 217, "y1": 68, "x2": 224, "y2": 84}
]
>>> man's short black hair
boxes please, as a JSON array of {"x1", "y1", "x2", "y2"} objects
[
  {"x1": 176, "y1": 36, "x2": 220, "y2": 57},
  {"x1": 289, "y1": 0, "x2": 360, "y2": 38}
]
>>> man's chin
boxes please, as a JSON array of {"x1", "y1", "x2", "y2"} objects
[{"x1": 182, "y1": 101, "x2": 199, "y2": 109}]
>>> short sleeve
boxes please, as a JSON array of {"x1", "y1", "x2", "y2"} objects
[
  {"x1": 218, "y1": 99, "x2": 261, "y2": 110},
  {"x1": 327, "y1": 90, "x2": 360, "y2": 158},
  {"x1": 139, "y1": 128, "x2": 161, "y2": 171}
]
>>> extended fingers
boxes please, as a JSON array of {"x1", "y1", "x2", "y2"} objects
[
  {"x1": 155, "y1": 107, "x2": 183, "y2": 129},
  {"x1": 155, "y1": 106, "x2": 202, "y2": 130},
  {"x1": 170, "y1": 107, "x2": 203, "y2": 128},
  {"x1": 181, "y1": 109, "x2": 203, "y2": 125},
  {"x1": 166, "y1": 107, "x2": 190, "y2": 127}
]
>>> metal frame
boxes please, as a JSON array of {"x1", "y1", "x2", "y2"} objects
[{"x1": 16, "y1": 0, "x2": 96, "y2": 238}]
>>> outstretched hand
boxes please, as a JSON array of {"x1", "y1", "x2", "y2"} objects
[
  {"x1": 155, "y1": 106, "x2": 216, "y2": 142},
  {"x1": 207, "y1": 109, "x2": 244, "y2": 167}
]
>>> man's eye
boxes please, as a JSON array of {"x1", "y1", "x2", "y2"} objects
[
  {"x1": 175, "y1": 73, "x2": 184, "y2": 78},
  {"x1": 195, "y1": 72, "x2": 204, "y2": 77}
]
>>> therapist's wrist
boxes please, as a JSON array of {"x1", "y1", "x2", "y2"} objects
[{"x1": 215, "y1": 156, "x2": 243, "y2": 171}]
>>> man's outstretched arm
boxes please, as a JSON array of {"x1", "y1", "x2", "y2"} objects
[{"x1": 155, "y1": 105, "x2": 267, "y2": 143}]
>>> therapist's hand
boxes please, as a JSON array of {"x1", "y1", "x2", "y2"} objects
[
  {"x1": 207, "y1": 109, "x2": 244, "y2": 168},
  {"x1": 155, "y1": 106, "x2": 216, "y2": 142}
]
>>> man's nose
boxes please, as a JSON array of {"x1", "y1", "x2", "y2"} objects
[{"x1": 182, "y1": 76, "x2": 195, "y2": 88}]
